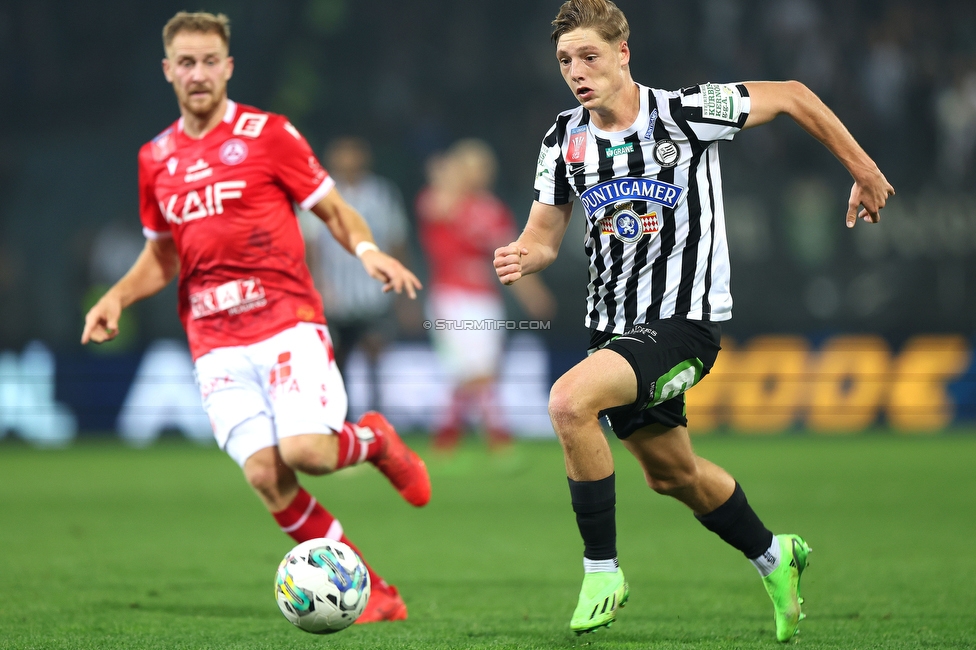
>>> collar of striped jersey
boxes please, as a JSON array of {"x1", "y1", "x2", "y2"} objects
[{"x1": 586, "y1": 83, "x2": 649, "y2": 140}]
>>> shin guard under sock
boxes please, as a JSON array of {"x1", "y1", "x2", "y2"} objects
[
  {"x1": 568, "y1": 474, "x2": 617, "y2": 562},
  {"x1": 695, "y1": 482, "x2": 774, "y2": 560}
]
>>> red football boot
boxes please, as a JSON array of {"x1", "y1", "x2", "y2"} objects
[
  {"x1": 359, "y1": 411, "x2": 431, "y2": 507},
  {"x1": 355, "y1": 583, "x2": 408, "y2": 624},
  {"x1": 487, "y1": 427, "x2": 513, "y2": 451},
  {"x1": 432, "y1": 425, "x2": 462, "y2": 451}
]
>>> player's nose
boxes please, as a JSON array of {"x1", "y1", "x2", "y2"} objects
[
  {"x1": 570, "y1": 59, "x2": 584, "y2": 80},
  {"x1": 188, "y1": 61, "x2": 208, "y2": 81}
]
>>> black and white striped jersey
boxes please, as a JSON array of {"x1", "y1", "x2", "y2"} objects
[{"x1": 534, "y1": 82, "x2": 750, "y2": 333}]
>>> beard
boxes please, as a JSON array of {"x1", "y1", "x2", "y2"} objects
[{"x1": 178, "y1": 84, "x2": 225, "y2": 119}]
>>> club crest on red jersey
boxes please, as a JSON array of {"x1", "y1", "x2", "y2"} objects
[
  {"x1": 567, "y1": 125, "x2": 588, "y2": 163},
  {"x1": 220, "y1": 138, "x2": 248, "y2": 166}
]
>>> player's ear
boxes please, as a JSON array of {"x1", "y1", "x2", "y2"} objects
[
  {"x1": 618, "y1": 40, "x2": 631, "y2": 67},
  {"x1": 162, "y1": 57, "x2": 174, "y2": 83},
  {"x1": 225, "y1": 56, "x2": 234, "y2": 81}
]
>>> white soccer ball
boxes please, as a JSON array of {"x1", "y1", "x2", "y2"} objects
[{"x1": 274, "y1": 538, "x2": 371, "y2": 634}]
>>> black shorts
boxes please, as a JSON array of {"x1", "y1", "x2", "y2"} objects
[{"x1": 588, "y1": 318, "x2": 722, "y2": 439}]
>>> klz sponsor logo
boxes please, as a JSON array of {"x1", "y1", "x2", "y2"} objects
[
  {"x1": 159, "y1": 181, "x2": 246, "y2": 225},
  {"x1": 190, "y1": 277, "x2": 266, "y2": 319}
]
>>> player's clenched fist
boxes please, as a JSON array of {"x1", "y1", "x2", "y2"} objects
[{"x1": 494, "y1": 243, "x2": 528, "y2": 285}]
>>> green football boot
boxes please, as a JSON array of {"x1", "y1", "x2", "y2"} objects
[
  {"x1": 570, "y1": 569, "x2": 629, "y2": 635},
  {"x1": 762, "y1": 534, "x2": 812, "y2": 642}
]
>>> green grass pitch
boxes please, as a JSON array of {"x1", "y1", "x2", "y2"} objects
[{"x1": 1, "y1": 433, "x2": 974, "y2": 649}]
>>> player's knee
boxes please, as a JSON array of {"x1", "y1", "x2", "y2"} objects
[
  {"x1": 278, "y1": 435, "x2": 338, "y2": 476},
  {"x1": 645, "y1": 464, "x2": 698, "y2": 496},
  {"x1": 548, "y1": 379, "x2": 594, "y2": 435},
  {"x1": 243, "y1": 457, "x2": 284, "y2": 500}
]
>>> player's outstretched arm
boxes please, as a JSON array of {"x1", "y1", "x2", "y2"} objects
[
  {"x1": 494, "y1": 201, "x2": 573, "y2": 286},
  {"x1": 742, "y1": 80, "x2": 895, "y2": 227},
  {"x1": 310, "y1": 189, "x2": 422, "y2": 299},
  {"x1": 81, "y1": 237, "x2": 179, "y2": 344}
]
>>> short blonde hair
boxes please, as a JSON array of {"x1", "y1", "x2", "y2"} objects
[
  {"x1": 163, "y1": 11, "x2": 230, "y2": 52},
  {"x1": 551, "y1": 0, "x2": 630, "y2": 45},
  {"x1": 448, "y1": 139, "x2": 498, "y2": 192}
]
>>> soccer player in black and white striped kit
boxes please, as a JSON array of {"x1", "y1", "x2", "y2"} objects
[{"x1": 493, "y1": 0, "x2": 894, "y2": 640}]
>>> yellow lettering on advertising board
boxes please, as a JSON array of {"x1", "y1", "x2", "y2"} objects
[
  {"x1": 888, "y1": 335, "x2": 971, "y2": 433},
  {"x1": 807, "y1": 336, "x2": 892, "y2": 433},
  {"x1": 686, "y1": 337, "x2": 736, "y2": 433},
  {"x1": 728, "y1": 336, "x2": 810, "y2": 433}
]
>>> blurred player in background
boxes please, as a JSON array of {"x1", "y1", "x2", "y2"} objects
[
  {"x1": 417, "y1": 139, "x2": 555, "y2": 451},
  {"x1": 302, "y1": 136, "x2": 410, "y2": 417},
  {"x1": 494, "y1": 0, "x2": 893, "y2": 639},
  {"x1": 81, "y1": 12, "x2": 428, "y2": 623}
]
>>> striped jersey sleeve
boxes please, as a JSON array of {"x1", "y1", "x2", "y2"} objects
[
  {"x1": 533, "y1": 117, "x2": 573, "y2": 205},
  {"x1": 676, "y1": 83, "x2": 751, "y2": 143}
]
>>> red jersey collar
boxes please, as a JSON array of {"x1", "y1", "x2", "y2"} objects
[{"x1": 175, "y1": 99, "x2": 238, "y2": 137}]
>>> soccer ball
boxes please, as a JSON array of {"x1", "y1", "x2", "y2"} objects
[{"x1": 274, "y1": 538, "x2": 371, "y2": 633}]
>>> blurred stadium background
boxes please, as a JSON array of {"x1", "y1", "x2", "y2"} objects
[{"x1": 1, "y1": 0, "x2": 975, "y2": 443}]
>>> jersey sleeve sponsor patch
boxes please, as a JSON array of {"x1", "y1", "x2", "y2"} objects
[
  {"x1": 150, "y1": 128, "x2": 176, "y2": 161},
  {"x1": 534, "y1": 139, "x2": 569, "y2": 204},
  {"x1": 698, "y1": 83, "x2": 744, "y2": 124},
  {"x1": 535, "y1": 145, "x2": 554, "y2": 182}
]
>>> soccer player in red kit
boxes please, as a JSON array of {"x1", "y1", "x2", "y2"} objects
[
  {"x1": 81, "y1": 11, "x2": 428, "y2": 623},
  {"x1": 417, "y1": 140, "x2": 555, "y2": 450}
]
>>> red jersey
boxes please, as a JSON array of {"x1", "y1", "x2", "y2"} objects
[
  {"x1": 139, "y1": 100, "x2": 332, "y2": 359},
  {"x1": 416, "y1": 188, "x2": 517, "y2": 295}
]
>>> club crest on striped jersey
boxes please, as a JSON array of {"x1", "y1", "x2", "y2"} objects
[
  {"x1": 611, "y1": 207, "x2": 642, "y2": 243},
  {"x1": 601, "y1": 202, "x2": 661, "y2": 244},
  {"x1": 580, "y1": 177, "x2": 684, "y2": 218},
  {"x1": 653, "y1": 139, "x2": 679, "y2": 168},
  {"x1": 567, "y1": 125, "x2": 587, "y2": 163}
]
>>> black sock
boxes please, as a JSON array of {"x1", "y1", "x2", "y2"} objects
[
  {"x1": 695, "y1": 482, "x2": 773, "y2": 560},
  {"x1": 568, "y1": 474, "x2": 616, "y2": 560}
]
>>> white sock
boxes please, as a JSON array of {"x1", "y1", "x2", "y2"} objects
[
  {"x1": 749, "y1": 536, "x2": 781, "y2": 577},
  {"x1": 583, "y1": 557, "x2": 619, "y2": 574}
]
